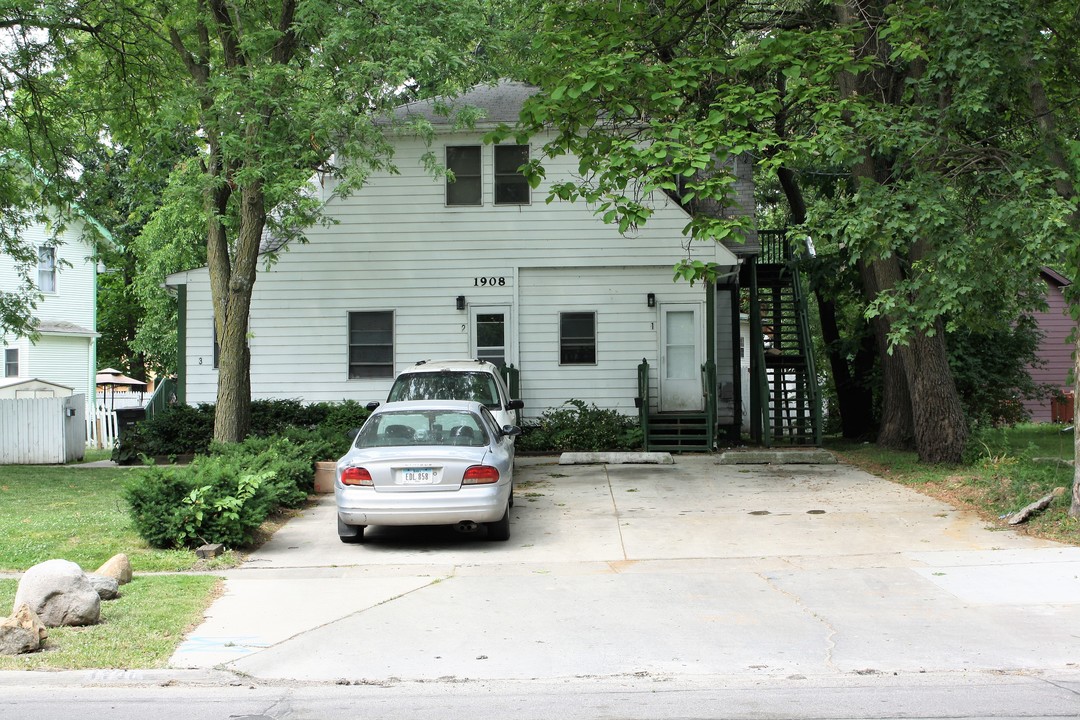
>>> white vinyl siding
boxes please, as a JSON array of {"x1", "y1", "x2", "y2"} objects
[{"x1": 173, "y1": 130, "x2": 736, "y2": 414}]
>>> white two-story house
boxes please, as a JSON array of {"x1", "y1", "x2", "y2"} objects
[
  {"x1": 168, "y1": 81, "x2": 817, "y2": 449},
  {"x1": 0, "y1": 211, "x2": 103, "y2": 405}
]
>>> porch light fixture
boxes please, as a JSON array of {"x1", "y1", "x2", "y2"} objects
[
  {"x1": 647, "y1": 293, "x2": 656, "y2": 308},
  {"x1": 456, "y1": 295, "x2": 466, "y2": 311}
]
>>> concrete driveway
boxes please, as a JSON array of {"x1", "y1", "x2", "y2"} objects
[{"x1": 170, "y1": 455, "x2": 1080, "y2": 683}]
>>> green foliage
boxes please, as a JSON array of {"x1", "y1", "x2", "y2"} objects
[
  {"x1": 113, "y1": 399, "x2": 368, "y2": 462},
  {"x1": 517, "y1": 399, "x2": 642, "y2": 452},
  {"x1": 949, "y1": 315, "x2": 1050, "y2": 428},
  {"x1": 124, "y1": 435, "x2": 314, "y2": 549}
]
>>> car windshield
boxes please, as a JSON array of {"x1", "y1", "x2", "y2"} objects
[
  {"x1": 355, "y1": 411, "x2": 488, "y2": 448},
  {"x1": 387, "y1": 371, "x2": 500, "y2": 409}
]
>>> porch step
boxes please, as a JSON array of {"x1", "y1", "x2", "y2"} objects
[{"x1": 647, "y1": 412, "x2": 711, "y2": 453}]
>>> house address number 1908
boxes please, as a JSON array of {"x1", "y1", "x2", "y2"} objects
[{"x1": 474, "y1": 277, "x2": 507, "y2": 287}]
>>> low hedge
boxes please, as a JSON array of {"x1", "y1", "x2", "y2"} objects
[
  {"x1": 517, "y1": 399, "x2": 642, "y2": 452},
  {"x1": 113, "y1": 398, "x2": 369, "y2": 463}
]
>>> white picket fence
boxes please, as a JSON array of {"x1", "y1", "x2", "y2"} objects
[{"x1": 86, "y1": 404, "x2": 119, "y2": 449}]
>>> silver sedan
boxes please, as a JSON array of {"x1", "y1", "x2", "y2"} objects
[{"x1": 335, "y1": 400, "x2": 519, "y2": 543}]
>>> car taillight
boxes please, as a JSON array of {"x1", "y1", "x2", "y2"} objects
[
  {"x1": 341, "y1": 467, "x2": 373, "y2": 486},
  {"x1": 462, "y1": 465, "x2": 500, "y2": 484}
]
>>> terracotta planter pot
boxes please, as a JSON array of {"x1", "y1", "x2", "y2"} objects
[{"x1": 313, "y1": 461, "x2": 337, "y2": 494}]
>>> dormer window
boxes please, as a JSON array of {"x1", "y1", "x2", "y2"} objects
[{"x1": 494, "y1": 145, "x2": 530, "y2": 205}]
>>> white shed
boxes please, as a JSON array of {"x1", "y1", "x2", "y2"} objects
[{"x1": 0, "y1": 377, "x2": 75, "y2": 399}]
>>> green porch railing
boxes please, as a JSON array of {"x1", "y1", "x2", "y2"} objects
[
  {"x1": 501, "y1": 364, "x2": 521, "y2": 424},
  {"x1": 144, "y1": 376, "x2": 177, "y2": 421},
  {"x1": 701, "y1": 360, "x2": 717, "y2": 451},
  {"x1": 637, "y1": 358, "x2": 650, "y2": 451},
  {"x1": 501, "y1": 363, "x2": 520, "y2": 399}
]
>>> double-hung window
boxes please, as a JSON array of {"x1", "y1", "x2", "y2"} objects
[
  {"x1": 494, "y1": 145, "x2": 530, "y2": 205},
  {"x1": 37, "y1": 246, "x2": 57, "y2": 293},
  {"x1": 559, "y1": 312, "x2": 596, "y2": 365},
  {"x1": 3, "y1": 348, "x2": 18, "y2": 377},
  {"x1": 348, "y1": 311, "x2": 394, "y2": 378},
  {"x1": 446, "y1": 146, "x2": 482, "y2": 206}
]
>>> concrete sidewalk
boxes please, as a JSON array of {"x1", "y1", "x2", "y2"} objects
[{"x1": 170, "y1": 456, "x2": 1080, "y2": 683}]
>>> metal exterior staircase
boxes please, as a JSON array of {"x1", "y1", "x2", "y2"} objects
[{"x1": 748, "y1": 231, "x2": 822, "y2": 446}]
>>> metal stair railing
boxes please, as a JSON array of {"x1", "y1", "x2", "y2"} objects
[
  {"x1": 701, "y1": 360, "x2": 716, "y2": 451},
  {"x1": 789, "y1": 240, "x2": 823, "y2": 445},
  {"x1": 144, "y1": 376, "x2": 177, "y2": 421},
  {"x1": 637, "y1": 359, "x2": 650, "y2": 451}
]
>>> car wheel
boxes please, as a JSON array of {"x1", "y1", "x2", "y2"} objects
[
  {"x1": 486, "y1": 502, "x2": 510, "y2": 542},
  {"x1": 338, "y1": 518, "x2": 366, "y2": 544}
]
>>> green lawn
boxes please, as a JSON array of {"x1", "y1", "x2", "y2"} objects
[
  {"x1": 0, "y1": 461, "x2": 243, "y2": 669},
  {"x1": 0, "y1": 464, "x2": 240, "y2": 573},
  {"x1": 828, "y1": 423, "x2": 1078, "y2": 545},
  {"x1": 0, "y1": 574, "x2": 221, "y2": 669}
]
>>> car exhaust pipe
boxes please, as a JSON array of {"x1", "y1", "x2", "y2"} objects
[{"x1": 454, "y1": 520, "x2": 479, "y2": 533}]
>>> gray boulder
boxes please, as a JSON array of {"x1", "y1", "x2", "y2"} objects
[
  {"x1": 14, "y1": 559, "x2": 101, "y2": 627},
  {"x1": 87, "y1": 574, "x2": 120, "y2": 600},
  {"x1": 0, "y1": 604, "x2": 48, "y2": 655},
  {"x1": 95, "y1": 553, "x2": 133, "y2": 585}
]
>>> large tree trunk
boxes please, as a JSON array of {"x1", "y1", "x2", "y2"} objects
[
  {"x1": 858, "y1": 259, "x2": 914, "y2": 449},
  {"x1": 211, "y1": 182, "x2": 266, "y2": 443},
  {"x1": 898, "y1": 323, "x2": 969, "y2": 463}
]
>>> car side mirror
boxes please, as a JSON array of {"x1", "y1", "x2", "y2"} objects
[
  {"x1": 365, "y1": 401, "x2": 381, "y2": 412},
  {"x1": 507, "y1": 399, "x2": 524, "y2": 410},
  {"x1": 502, "y1": 424, "x2": 523, "y2": 437}
]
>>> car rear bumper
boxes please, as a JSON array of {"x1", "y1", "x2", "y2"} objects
[{"x1": 336, "y1": 483, "x2": 510, "y2": 526}]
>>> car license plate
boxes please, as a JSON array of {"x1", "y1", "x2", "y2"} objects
[{"x1": 400, "y1": 468, "x2": 437, "y2": 485}]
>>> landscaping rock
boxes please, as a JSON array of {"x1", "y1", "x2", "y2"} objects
[
  {"x1": 87, "y1": 574, "x2": 120, "y2": 600},
  {"x1": 14, "y1": 559, "x2": 101, "y2": 627},
  {"x1": 95, "y1": 553, "x2": 133, "y2": 585},
  {"x1": 0, "y1": 604, "x2": 47, "y2": 655}
]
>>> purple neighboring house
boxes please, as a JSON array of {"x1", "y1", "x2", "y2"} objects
[{"x1": 1023, "y1": 267, "x2": 1077, "y2": 422}]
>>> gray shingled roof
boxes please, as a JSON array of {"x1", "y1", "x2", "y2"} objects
[{"x1": 392, "y1": 80, "x2": 538, "y2": 126}]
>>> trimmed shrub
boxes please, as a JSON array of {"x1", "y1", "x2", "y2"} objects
[
  {"x1": 517, "y1": 399, "x2": 642, "y2": 452},
  {"x1": 125, "y1": 436, "x2": 316, "y2": 549}
]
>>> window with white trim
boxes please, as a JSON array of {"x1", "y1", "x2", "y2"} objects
[
  {"x1": 37, "y1": 246, "x2": 56, "y2": 293},
  {"x1": 446, "y1": 146, "x2": 482, "y2": 206},
  {"x1": 348, "y1": 311, "x2": 394, "y2": 378},
  {"x1": 3, "y1": 348, "x2": 18, "y2": 377},
  {"x1": 559, "y1": 312, "x2": 596, "y2": 365},
  {"x1": 494, "y1": 144, "x2": 530, "y2": 205}
]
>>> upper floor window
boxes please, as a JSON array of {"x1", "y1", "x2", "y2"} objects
[
  {"x1": 560, "y1": 312, "x2": 596, "y2": 365},
  {"x1": 4, "y1": 348, "x2": 18, "y2": 377},
  {"x1": 348, "y1": 311, "x2": 394, "y2": 379},
  {"x1": 37, "y1": 246, "x2": 56, "y2": 293},
  {"x1": 494, "y1": 145, "x2": 530, "y2": 205},
  {"x1": 446, "y1": 146, "x2": 482, "y2": 206}
]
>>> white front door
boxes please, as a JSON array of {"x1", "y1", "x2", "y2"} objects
[
  {"x1": 469, "y1": 305, "x2": 513, "y2": 368},
  {"x1": 660, "y1": 304, "x2": 704, "y2": 412}
]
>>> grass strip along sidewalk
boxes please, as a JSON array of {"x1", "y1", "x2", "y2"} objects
[
  {"x1": 829, "y1": 423, "x2": 1077, "y2": 545},
  {"x1": 0, "y1": 461, "x2": 233, "y2": 669}
]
